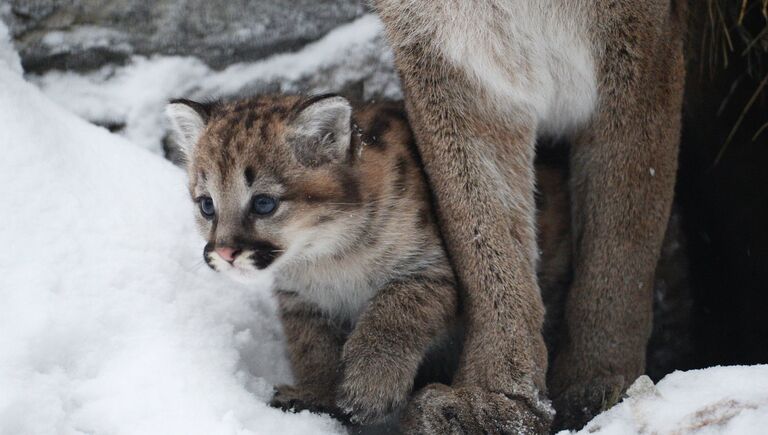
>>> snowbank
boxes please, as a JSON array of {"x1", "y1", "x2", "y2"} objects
[
  {"x1": 0, "y1": 33, "x2": 343, "y2": 435},
  {"x1": 565, "y1": 366, "x2": 768, "y2": 435}
]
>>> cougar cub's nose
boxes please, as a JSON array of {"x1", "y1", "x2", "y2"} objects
[{"x1": 215, "y1": 246, "x2": 241, "y2": 263}]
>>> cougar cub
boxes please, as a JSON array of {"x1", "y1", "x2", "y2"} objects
[{"x1": 166, "y1": 94, "x2": 569, "y2": 425}]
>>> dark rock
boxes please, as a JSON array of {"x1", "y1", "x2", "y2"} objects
[{"x1": 3, "y1": 0, "x2": 368, "y2": 73}]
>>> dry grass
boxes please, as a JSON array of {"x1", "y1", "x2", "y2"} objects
[{"x1": 701, "y1": 0, "x2": 768, "y2": 162}]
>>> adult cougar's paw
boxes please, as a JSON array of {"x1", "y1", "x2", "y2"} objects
[
  {"x1": 552, "y1": 376, "x2": 626, "y2": 431},
  {"x1": 269, "y1": 384, "x2": 338, "y2": 417},
  {"x1": 336, "y1": 359, "x2": 413, "y2": 425},
  {"x1": 402, "y1": 384, "x2": 553, "y2": 435}
]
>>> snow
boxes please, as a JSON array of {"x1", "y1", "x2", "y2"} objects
[
  {"x1": 0, "y1": 29, "x2": 342, "y2": 435},
  {"x1": 27, "y1": 14, "x2": 399, "y2": 154},
  {"x1": 2, "y1": 12, "x2": 768, "y2": 435},
  {"x1": 41, "y1": 26, "x2": 131, "y2": 54},
  {"x1": 562, "y1": 366, "x2": 768, "y2": 435}
]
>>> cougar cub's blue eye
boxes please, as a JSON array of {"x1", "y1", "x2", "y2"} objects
[
  {"x1": 252, "y1": 195, "x2": 278, "y2": 215},
  {"x1": 199, "y1": 197, "x2": 215, "y2": 219}
]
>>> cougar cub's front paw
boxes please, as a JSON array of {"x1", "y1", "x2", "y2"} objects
[
  {"x1": 336, "y1": 357, "x2": 413, "y2": 425},
  {"x1": 552, "y1": 376, "x2": 626, "y2": 431},
  {"x1": 269, "y1": 384, "x2": 338, "y2": 416},
  {"x1": 402, "y1": 384, "x2": 552, "y2": 435}
]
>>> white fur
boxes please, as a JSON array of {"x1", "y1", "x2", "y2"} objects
[
  {"x1": 274, "y1": 199, "x2": 448, "y2": 322},
  {"x1": 386, "y1": 0, "x2": 597, "y2": 138},
  {"x1": 274, "y1": 214, "x2": 383, "y2": 320},
  {"x1": 165, "y1": 103, "x2": 206, "y2": 156},
  {"x1": 209, "y1": 250, "x2": 276, "y2": 287}
]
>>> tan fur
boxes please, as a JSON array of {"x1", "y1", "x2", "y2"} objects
[
  {"x1": 375, "y1": 0, "x2": 686, "y2": 431},
  {"x1": 169, "y1": 95, "x2": 459, "y2": 424},
  {"x1": 168, "y1": 95, "x2": 573, "y2": 427}
]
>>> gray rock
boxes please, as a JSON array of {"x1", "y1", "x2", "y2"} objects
[{"x1": 3, "y1": 0, "x2": 368, "y2": 73}]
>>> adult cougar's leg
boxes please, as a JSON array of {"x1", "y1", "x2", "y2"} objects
[
  {"x1": 550, "y1": 3, "x2": 686, "y2": 429},
  {"x1": 377, "y1": 7, "x2": 551, "y2": 435}
]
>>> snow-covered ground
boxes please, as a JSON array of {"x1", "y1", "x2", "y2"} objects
[
  {"x1": 2, "y1": 14, "x2": 768, "y2": 435},
  {"x1": 0, "y1": 22, "x2": 342, "y2": 435},
  {"x1": 566, "y1": 368, "x2": 768, "y2": 435}
]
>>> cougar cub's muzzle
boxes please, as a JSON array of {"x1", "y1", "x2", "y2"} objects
[{"x1": 203, "y1": 240, "x2": 282, "y2": 271}]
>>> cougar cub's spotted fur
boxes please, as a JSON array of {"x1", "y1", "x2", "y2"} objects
[
  {"x1": 166, "y1": 94, "x2": 458, "y2": 424},
  {"x1": 166, "y1": 94, "x2": 570, "y2": 425}
]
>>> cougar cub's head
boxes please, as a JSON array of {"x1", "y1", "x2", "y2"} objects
[{"x1": 166, "y1": 94, "x2": 361, "y2": 284}]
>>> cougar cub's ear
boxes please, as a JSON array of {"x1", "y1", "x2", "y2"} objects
[
  {"x1": 165, "y1": 99, "x2": 213, "y2": 159},
  {"x1": 287, "y1": 95, "x2": 352, "y2": 167}
]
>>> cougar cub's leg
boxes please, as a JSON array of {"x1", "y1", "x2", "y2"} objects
[
  {"x1": 270, "y1": 292, "x2": 345, "y2": 415},
  {"x1": 550, "y1": 4, "x2": 686, "y2": 429},
  {"x1": 337, "y1": 278, "x2": 458, "y2": 425},
  {"x1": 376, "y1": 15, "x2": 550, "y2": 435}
]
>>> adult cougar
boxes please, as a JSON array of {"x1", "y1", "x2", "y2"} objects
[{"x1": 374, "y1": 0, "x2": 686, "y2": 431}]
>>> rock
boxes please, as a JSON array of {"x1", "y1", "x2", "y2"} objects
[
  {"x1": 625, "y1": 375, "x2": 658, "y2": 399},
  {"x1": 3, "y1": 0, "x2": 368, "y2": 73},
  {"x1": 0, "y1": 12, "x2": 22, "y2": 74},
  {"x1": 26, "y1": 14, "x2": 400, "y2": 154}
]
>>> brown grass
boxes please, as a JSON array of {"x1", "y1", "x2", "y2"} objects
[{"x1": 701, "y1": 0, "x2": 768, "y2": 162}]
